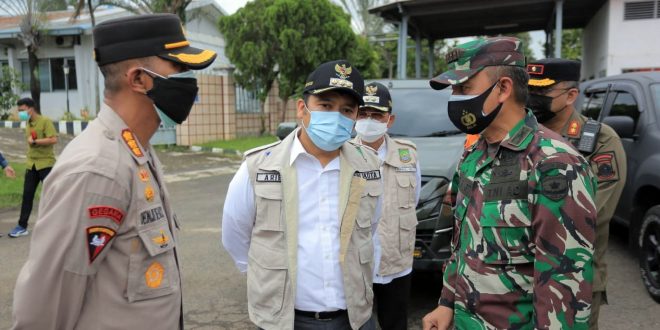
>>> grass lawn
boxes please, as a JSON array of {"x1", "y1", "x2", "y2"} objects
[
  {"x1": 0, "y1": 162, "x2": 41, "y2": 210},
  {"x1": 200, "y1": 135, "x2": 278, "y2": 152}
]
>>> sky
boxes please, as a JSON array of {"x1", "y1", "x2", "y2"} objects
[{"x1": 214, "y1": 0, "x2": 546, "y2": 59}]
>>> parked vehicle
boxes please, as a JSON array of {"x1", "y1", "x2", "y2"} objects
[
  {"x1": 276, "y1": 79, "x2": 465, "y2": 272},
  {"x1": 578, "y1": 72, "x2": 660, "y2": 303}
]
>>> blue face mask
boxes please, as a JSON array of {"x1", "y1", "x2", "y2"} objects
[
  {"x1": 302, "y1": 103, "x2": 355, "y2": 152},
  {"x1": 18, "y1": 111, "x2": 29, "y2": 121}
]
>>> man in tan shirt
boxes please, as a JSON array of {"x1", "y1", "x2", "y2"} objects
[{"x1": 12, "y1": 14, "x2": 216, "y2": 329}]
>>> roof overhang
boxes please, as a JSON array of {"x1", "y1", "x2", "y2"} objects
[{"x1": 369, "y1": 0, "x2": 607, "y2": 40}]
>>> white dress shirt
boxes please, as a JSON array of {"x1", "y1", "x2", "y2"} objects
[
  {"x1": 370, "y1": 138, "x2": 421, "y2": 284},
  {"x1": 222, "y1": 134, "x2": 381, "y2": 312}
]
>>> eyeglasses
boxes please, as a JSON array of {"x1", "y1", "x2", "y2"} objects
[{"x1": 357, "y1": 111, "x2": 389, "y2": 122}]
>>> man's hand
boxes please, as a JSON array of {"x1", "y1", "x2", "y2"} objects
[
  {"x1": 4, "y1": 165, "x2": 16, "y2": 178},
  {"x1": 422, "y1": 305, "x2": 454, "y2": 330},
  {"x1": 27, "y1": 136, "x2": 35, "y2": 145}
]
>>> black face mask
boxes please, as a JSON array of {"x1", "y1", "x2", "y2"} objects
[
  {"x1": 144, "y1": 70, "x2": 198, "y2": 124},
  {"x1": 527, "y1": 90, "x2": 570, "y2": 124},
  {"x1": 447, "y1": 82, "x2": 502, "y2": 134},
  {"x1": 527, "y1": 94, "x2": 555, "y2": 123}
]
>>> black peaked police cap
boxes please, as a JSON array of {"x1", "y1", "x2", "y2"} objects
[
  {"x1": 93, "y1": 14, "x2": 217, "y2": 70},
  {"x1": 303, "y1": 60, "x2": 365, "y2": 105}
]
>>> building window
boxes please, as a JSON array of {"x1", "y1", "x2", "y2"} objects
[
  {"x1": 624, "y1": 1, "x2": 659, "y2": 20},
  {"x1": 20, "y1": 58, "x2": 77, "y2": 92}
]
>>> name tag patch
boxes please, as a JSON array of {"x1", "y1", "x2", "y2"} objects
[
  {"x1": 354, "y1": 170, "x2": 381, "y2": 180},
  {"x1": 256, "y1": 172, "x2": 281, "y2": 182},
  {"x1": 395, "y1": 166, "x2": 416, "y2": 173},
  {"x1": 140, "y1": 206, "x2": 165, "y2": 225}
]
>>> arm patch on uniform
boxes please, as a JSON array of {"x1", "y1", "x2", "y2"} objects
[
  {"x1": 541, "y1": 175, "x2": 569, "y2": 201},
  {"x1": 88, "y1": 205, "x2": 125, "y2": 225},
  {"x1": 591, "y1": 152, "x2": 619, "y2": 182},
  {"x1": 87, "y1": 226, "x2": 116, "y2": 264}
]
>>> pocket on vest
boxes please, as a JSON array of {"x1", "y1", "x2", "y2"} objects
[
  {"x1": 399, "y1": 212, "x2": 418, "y2": 257},
  {"x1": 248, "y1": 241, "x2": 288, "y2": 317},
  {"x1": 254, "y1": 184, "x2": 283, "y2": 232},
  {"x1": 396, "y1": 174, "x2": 416, "y2": 209}
]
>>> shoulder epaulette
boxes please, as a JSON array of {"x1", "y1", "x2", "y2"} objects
[
  {"x1": 243, "y1": 140, "x2": 282, "y2": 158},
  {"x1": 392, "y1": 138, "x2": 417, "y2": 150}
]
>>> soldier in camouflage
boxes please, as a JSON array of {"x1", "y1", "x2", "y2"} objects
[
  {"x1": 527, "y1": 58, "x2": 627, "y2": 330},
  {"x1": 422, "y1": 37, "x2": 597, "y2": 330}
]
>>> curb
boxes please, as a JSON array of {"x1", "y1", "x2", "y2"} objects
[
  {"x1": 1, "y1": 120, "x2": 89, "y2": 136},
  {"x1": 190, "y1": 145, "x2": 243, "y2": 157}
]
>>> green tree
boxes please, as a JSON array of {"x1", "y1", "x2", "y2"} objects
[
  {"x1": 509, "y1": 32, "x2": 536, "y2": 62},
  {"x1": 0, "y1": 67, "x2": 23, "y2": 120},
  {"x1": 542, "y1": 29, "x2": 582, "y2": 60},
  {"x1": 219, "y1": 0, "x2": 379, "y2": 123}
]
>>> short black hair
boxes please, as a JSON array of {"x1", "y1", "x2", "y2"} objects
[
  {"x1": 100, "y1": 57, "x2": 155, "y2": 95},
  {"x1": 16, "y1": 97, "x2": 36, "y2": 109},
  {"x1": 486, "y1": 66, "x2": 530, "y2": 105}
]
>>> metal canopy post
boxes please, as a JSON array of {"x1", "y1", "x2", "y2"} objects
[
  {"x1": 428, "y1": 39, "x2": 435, "y2": 78},
  {"x1": 415, "y1": 32, "x2": 422, "y2": 78},
  {"x1": 397, "y1": 14, "x2": 409, "y2": 79},
  {"x1": 554, "y1": 0, "x2": 564, "y2": 58}
]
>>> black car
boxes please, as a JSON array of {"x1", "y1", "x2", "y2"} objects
[{"x1": 578, "y1": 72, "x2": 660, "y2": 303}]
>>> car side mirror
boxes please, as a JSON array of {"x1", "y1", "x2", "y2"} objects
[
  {"x1": 276, "y1": 122, "x2": 298, "y2": 140},
  {"x1": 603, "y1": 116, "x2": 635, "y2": 139}
]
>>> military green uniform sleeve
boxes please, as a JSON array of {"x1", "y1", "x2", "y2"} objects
[
  {"x1": 439, "y1": 170, "x2": 460, "y2": 308},
  {"x1": 590, "y1": 127, "x2": 627, "y2": 292},
  {"x1": 12, "y1": 172, "x2": 129, "y2": 329},
  {"x1": 44, "y1": 118, "x2": 57, "y2": 137},
  {"x1": 530, "y1": 153, "x2": 596, "y2": 329}
]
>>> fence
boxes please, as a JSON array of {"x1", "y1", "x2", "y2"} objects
[{"x1": 176, "y1": 74, "x2": 297, "y2": 146}]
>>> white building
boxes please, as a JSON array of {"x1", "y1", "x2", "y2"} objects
[
  {"x1": 0, "y1": 0, "x2": 232, "y2": 120},
  {"x1": 582, "y1": 0, "x2": 660, "y2": 79}
]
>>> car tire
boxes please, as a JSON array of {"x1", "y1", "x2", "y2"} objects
[{"x1": 639, "y1": 205, "x2": 660, "y2": 303}]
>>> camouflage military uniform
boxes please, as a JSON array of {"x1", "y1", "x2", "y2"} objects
[{"x1": 439, "y1": 111, "x2": 597, "y2": 329}]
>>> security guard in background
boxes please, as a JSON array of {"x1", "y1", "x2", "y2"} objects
[
  {"x1": 222, "y1": 60, "x2": 381, "y2": 330},
  {"x1": 526, "y1": 58, "x2": 627, "y2": 330},
  {"x1": 353, "y1": 82, "x2": 420, "y2": 330},
  {"x1": 12, "y1": 14, "x2": 216, "y2": 329}
]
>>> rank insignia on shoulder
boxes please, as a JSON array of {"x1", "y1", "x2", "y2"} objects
[
  {"x1": 354, "y1": 170, "x2": 381, "y2": 180},
  {"x1": 87, "y1": 226, "x2": 116, "y2": 263},
  {"x1": 145, "y1": 261, "x2": 164, "y2": 289},
  {"x1": 88, "y1": 205, "x2": 125, "y2": 225},
  {"x1": 592, "y1": 152, "x2": 618, "y2": 182},
  {"x1": 138, "y1": 166, "x2": 150, "y2": 182},
  {"x1": 122, "y1": 129, "x2": 144, "y2": 158},
  {"x1": 144, "y1": 185, "x2": 155, "y2": 202},
  {"x1": 256, "y1": 172, "x2": 281, "y2": 182},
  {"x1": 399, "y1": 148, "x2": 411, "y2": 163},
  {"x1": 567, "y1": 120, "x2": 581, "y2": 138}
]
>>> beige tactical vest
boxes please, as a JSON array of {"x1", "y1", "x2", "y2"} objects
[
  {"x1": 244, "y1": 129, "x2": 382, "y2": 330},
  {"x1": 376, "y1": 135, "x2": 418, "y2": 276}
]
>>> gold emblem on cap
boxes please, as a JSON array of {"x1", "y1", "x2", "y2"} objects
[
  {"x1": 329, "y1": 78, "x2": 353, "y2": 89},
  {"x1": 460, "y1": 110, "x2": 477, "y2": 128},
  {"x1": 335, "y1": 64, "x2": 352, "y2": 79},
  {"x1": 365, "y1": 85, "x2": 378, "y2": 96}
]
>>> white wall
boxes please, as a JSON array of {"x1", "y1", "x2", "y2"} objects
[
  {"x1": 582, "y1": 1, "x2": 610, "y2": 80},
  {"x1": 607, "y1": 0, "x2": 660, "y2": 74},
  {"x1": 20, "y1": 90, "x2": 82, "y2": 120}
]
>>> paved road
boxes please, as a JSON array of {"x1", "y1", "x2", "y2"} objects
[{"x1": 1, "y1": 127, "x2": 659, "y2": 329}]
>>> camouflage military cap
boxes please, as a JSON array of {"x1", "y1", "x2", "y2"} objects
[{"x1": 429, "y1": 36, "x2": 526, "y2": 90}]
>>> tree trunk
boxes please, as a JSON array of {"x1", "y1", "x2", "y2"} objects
[
  {"x1": 28, "y1": 47, "x2": 41, "y2": 112},
  {"x1": 259, "y1": 99, "x2": 267, "y2": 135},
  {"x1": 279, "y1": 96, "x2": 289, "y2": 124},
  {"x1": 87, "y1": 0, "x2": 96, "y2": 26}
]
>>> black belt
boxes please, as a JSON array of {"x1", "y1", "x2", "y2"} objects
[{"x1": 294, "y1": 309, "x2": 347, "y2": 320}]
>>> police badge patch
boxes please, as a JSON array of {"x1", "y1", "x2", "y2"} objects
[
  {"x1": 592, "y1": 152, "x2": 619, "y2": 182},
  {"x1": 541, "y1": 174, "x2": 569, "y2": 201}
]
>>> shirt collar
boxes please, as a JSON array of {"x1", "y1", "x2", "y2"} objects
[
  {"x1": 289, "y1": 131, "x2": 307, "y2": 166},
  {"x1": 497, "y1": 109, "x2": 537, "y2": 151}
]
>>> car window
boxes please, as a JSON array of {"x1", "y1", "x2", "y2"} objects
[
  {"x1": 609, "y1": 91, "x2": 641, "y2": 129},
  {"x1": 651, "y1": 84, "x2": 660, "y2": 113},
  {"x1": 582, "y1": 91, "x2": 606, "y2": 120},
  {"x1": 388, "y1": 88, "x2": 456, "y2": 137}
]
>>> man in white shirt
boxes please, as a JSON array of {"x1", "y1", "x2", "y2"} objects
[
  {"x1": 222, "y1": 60, "x2": 382, "y2": 330},
  {"x1": 354, "y1": 82, "x2": 421, "y2": 329}
]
